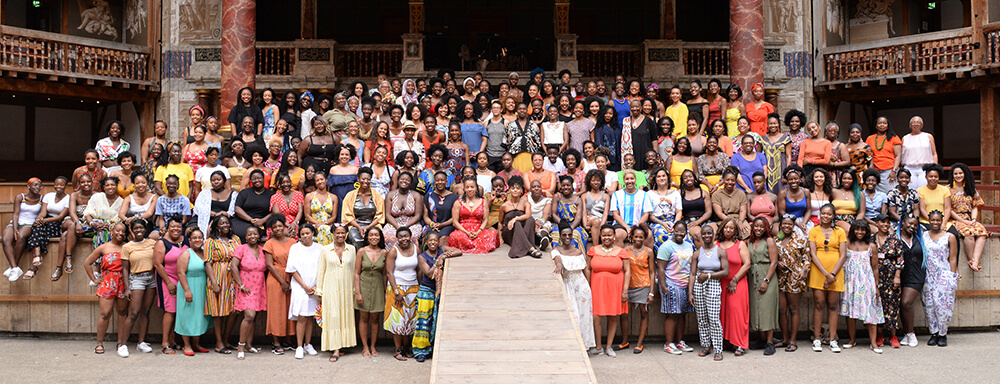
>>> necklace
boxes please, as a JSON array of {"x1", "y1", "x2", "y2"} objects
[
  {"x1": 601, "y1": 245, "x2": 614, "y2": 253},
  {"x1": 874, "y1": 134, "x2": 887, "y2": 151},
  {"x1": 233, "y1": 157, "x2": 246, "y2": 168}
]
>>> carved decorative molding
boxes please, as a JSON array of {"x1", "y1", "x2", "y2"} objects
[
  {"x1": 409, "y1": 2, "x2": 424, "y2": 34},
  {"x1": 195, "y1": 47, "x2": 222, "y2": 61},
  {"x1": 764, "y1": 48, "x2": 781, "y2": 62},
  {"x1": 648, "y1": 48, "x2": 679, "y2": 62},
  {"x1": 554, "y1": 2, "x2": 570, "y2": 35},
  {"x1": 298, "y1": 47, "x2": 330, "y2": 62}
]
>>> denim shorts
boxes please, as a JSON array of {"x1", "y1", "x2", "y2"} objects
[{"x1": 128, "y1": 271, "x2": 157, "y2": 290}]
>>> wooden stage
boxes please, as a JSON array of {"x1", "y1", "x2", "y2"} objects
[{"x1": 431, "y1": 248, "x2": 598, "y2": 384}]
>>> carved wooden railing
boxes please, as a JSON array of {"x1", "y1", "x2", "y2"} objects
[
  {"x1": 683, "y1": 44, "x2": 730, "y2": 76},
  {"x1": 578, "y1": 45, "x2": 643, "y2": 78},
  {"x1": 255, "y1": 44, "x2": 295, "y2": 76},
  {"x1": 335, "y1": 44, "x2": 403, "y2": 78},
  {"x1": 985, "y1": 24, "x2": 1000, "y2": 66},
  {"x1": 0, "y1": 25, "x2": 151, "y2": 85},
  {"x1": 822, "y1": 28, "x2": 975, "y2": 83}
]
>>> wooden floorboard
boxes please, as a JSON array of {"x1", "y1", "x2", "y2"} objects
[{"x1": 431, "y1": 249, "x2": 597, "y2": 383}]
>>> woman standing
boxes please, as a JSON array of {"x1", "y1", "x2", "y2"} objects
[
  {"x1": 697, "y1": 135, "x2": 730, "y2": 194},
  {"x1": 286, "y1": 224, "x2": 323, "y2": 359},
  {"x1": 617, "y1": 227, "x2": 655, "y2": 354},
  {"x1": 73, "y1": 150, "x2": 108, "y2": 192},
  {"x1": 840, "y1": 220, "x2": 885, "y2": 353},
  {"x1": 228, "y1": 87, "x2": 264, "y2": 136},
  {"x1": 505, "y1": 102, "x2": 542, "y2": 174},
  {"x1": 260, "y1": 88, "x2": 280, "y2": 139},
  {"x1": 140, "y1": 143, "x2": 164, "y2": 185},
  {"x1": 152, "y1": 217, "x2": 187, "y2": 354},
  {"x1": 899, "y1": 117, "x2": 937, "y2": 189},
  {"x1": 542, "y1": 105, "x2": 570, "y2": 155},
  {"x1": 551, "y1": 223, "x2": 596, "y2": 353},
  {"x1": 425, "y1": 172, "x2": 459, "y2": 246},
  {"x1": 343, "y1": 167, "x2": 385, "y2": 247},
  {"x1": 421, "y1": 144, "x2": 456, "y2": 191},
  {"x1": 316, "y1": 225, "x2": 357, "y2": 362},
  {"x1": 922, "y1": 210, "x2": 959, "y2": 347},
  {"x1": 412, "y1": 232, "x2": 462, "y2": 363},
  {"x1": 385, "y1": 227, "x2": 420, "y2": 361},
  {"x1": 744, "y1": 84, "x2": 773, "y2": 136},
  {"x1": 84, "y1": 222, "x2": 128, "y2": 355},
  {"x1": 806, "y1": 169, "x2": 834, "y2": 227},
  {"x1": 154, "y1": 143, "x2": 195, "y2": 201},
  {"x1": 568, "y1": 101, "x2": 595, "y2": 154},
  {"x1": 783, "y1": 110, "x2": 808, "y2": 164},
  {"x1": 724, "y1": 84, "x2": 745, "y2": 139},
  {"x1": 222, "y1": 139, "x2": 249, "y2": 192},
  {"x1": 484, "y1": 101, "x2": 509, "y2": 169},
  {"x1": 448, "y1": 178, "x2": 500, "y2": 253},
  {"x1": 204, "y1": 216, "x2": 241, "y2": 354},
  {"x1": 328, "y1": 145, "x2": 361, "y2": 214},
  {"x1": 808, "y1": 204, "x2": 847, "y2": 353},
  {"x1": 747, "y1": 217, "x2": 780, "y2": 355},
  {"x1": 646, "y1": 168, "x2": 682, "y2": 250},
  {"x1": 846, "y1": 124, "x2": 873, "y2": 182},
  {"x1": 949, "y1": 163, "x2": 988, "y2": 271},
  {"x1": 657, "y1": 222, "x2": 695, "y2": 355},
  {"x1": 760, "y1": 113, "x2": 791, "y2": 194},
  {"x1": 583, "y1": 170, "x2": 611, "y2": 245},
  {"x1": 231, "y1": 226, "x2": 267, "y2": 359},
  {"x1": 887, "y1": 168, "x2": 919, "y2": 223},
  {"x1": 622, "y1": 99, "x2": 657, "y2": 171},
  {"x1": 688, "y1": 225, "x2": 729, "y2": 360},
  {"x1": 270, "y1": 173, "x2": 305, "y2": 238},
  {"x1": 355, "y1": 227, "x2": 387, "y2": 358},
  {"x1": 174, "y1": 228, "x2": 210, "y2": 356},
  {"x1": 195, "y1": 147, "x2": 231, "y2": 196},
  {"x1": 185, "y1": 105, "x2": 205, "y2": 143},
  {"x1": 775, "y1": 214, "x2": 810, "y2": 351},
  {"x1": 367, "y1": 145, "x2": 395, "y2": 197},
  {"x1": 730, "y1": 136, "x2": 767, "y2": 193},
  {"x1": 232, "y1": 170, "x2": 275, "y2": 241},
  {"x1": 298, "y1": 118, "x2": 340, "y2": 175},
  {"x1": 443, "y1": 124, "x2": 471, "y2": 175},
  {"x1": 117, "y1": 219, "x2": 159, "y2": 356},
  {"x1": 183, "y1": 126, "x2": 210, "y2": 175},
  {"x1": 798, "y1": 122, "x2": 832, "y2": 177},
  {"x1": 865, "y1": 117, "x2": 902, "y2": 193},
  {"x1": 588, "y1": 224, "x2": 631, "y2": 357},
  {"x1": 896, "y1": 215, "x2": 924, "y2": 347},
  {"x1": 718, "y1": 218, "x2": 751, "y2": 356},
  {"x1": 825, "y1": 123, "x2": 852, "y2": 179},
  {"x1": 873, "y1": 214, "x2": 904, "y2": 348},
  {"x1": 679, "y1": 170, "x2": 713, "y2": 245},
  {"x1": 304, "y1": 172, "x2": 338, "y2": 246},
  {"x1": 594, "y1": 106, "x2": 622, "y2": 172},
  {"x1": 96, "y1": 121, "x2": 131, "y2": 173},
  {"x1": 141, "y1": 120, "x2": 169, "y2": 164},
  {"x1": 383, "y1": 172, "x2": 424, "y2": 249},
  {"x1": 263, "y1": 216, "x2": 296, "y2": 354},
  {"x1": 687, "y1": 80, "x2": 710, "y2": 131}
]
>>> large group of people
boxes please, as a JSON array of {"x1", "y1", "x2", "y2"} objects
[{"x1": 0, "y1": 69, "x2": 988, "y2": 362}]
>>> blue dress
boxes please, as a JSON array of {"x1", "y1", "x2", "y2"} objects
[
  {"x1": 460, "y1": 123, "x2": 487, "y2": 154},
  {"x1": 327, "y1": 174, "x2": 359, "y2": 221},
  {"x1": 730, "y1": 152, "x2": 767, "y2": 193},
  {"x1": 612, "y1": 98, "x2": 630, "y2": 128},
  {"x1": 550, "y1": 199, "x2": 588, "y2": 254},
  {"x1": 594, "y1": 123, "x2": 622, "y2": 171},
  {"x1": 175, "y1": 249, "x2": 211, "y2": 336}
]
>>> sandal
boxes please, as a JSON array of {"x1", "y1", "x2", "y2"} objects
[
  {"x1": 193, "y1": 347, "x2": 210, "y2": 353},
  {"x1": 271, "y1": 345, "x2": 285, "y2": 355},
  {"x1": 404, "y1": 349, "x2": 414, "y2": 358},
  {"x1": 632, "y1": 345, "x2": 644, "y2": 354},
  {"x1": 249, "y1": 346, "x2": 260, "y2": 354},
  {"x1": 773, "y1": 341, "x2": 787, "y2": 348},
  {"x1": 22, "y1": 268, "x2": 37, "y2": 280},
  {"x1": 734, "y1": 347, "x2": 745, "y2": 356},
  {"x1": 50, "y1": 266, "x2": 63, "y2": 281},
  {"x1": 329, "y1": 354, "x2": 339, "y2": 362},
  {"x1": 393, "y1": 348, "x2": 407, "y2": 361},
  {"x1": 713, "y1": 352, "x2": 724, "y2": 361},
  {"x1": 32, "y1": 256, "x2": 42, "y2": 267},
  {"x1": 698, "y1": 348, "x2": 712, "y2": 357},
  {"x1": 161, "y1": 346, "x2": 176, "y2": 355},
  {"x1": 785, "y1": 343, "x2": 798, "y2": 352},
  {"x1": 94, "y1": 344, "x2": 105, "y2": 354},
  {"x1": 64, "y1": 256, "x2": 73, "y2": 274},
  {"x1": 529, "y1": 248, "x2": 543, "y2": 259},
  {"x1": 214, "y1": 347, "x2": 232, "y2": 354}
]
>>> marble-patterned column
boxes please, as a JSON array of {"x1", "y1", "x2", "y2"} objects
[
  {"x1": 729, "y1": 0, "x2": 764, "y2": 102},
  {"x1": 220, "y1": 0, "x2": 256, "y2": 128}
]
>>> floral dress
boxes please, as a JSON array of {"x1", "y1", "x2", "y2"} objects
[
  {"x1": 922, "y1": 232, "x2": 958, "y2": 335},
  {"x1": 447, "y1": 200, "x2": 499, "y2": 253},
  {"x1": 886, "y1": 188, "x2": 919, "y2": 223},
  {"x1": 270, "y1": 191, "x2": 304, "y2": 232},
  {"x1": 384, "y1": 192, "x2": 424, "y2": 249},
  {"x1": 838, "y1": 248, "x2": 884, "y2": 324},
  {"x1": 96, "y1": 252, "x2": 126, "y2": 299},
  {"x1": 233, "y1": 244, "x2": 268, "y2": 312},
  {"x1": 205, "y1": 237, "x2": 241, "y2": 316},
  {"x1": 876, "y1": 235, "x2": 905, "y2": 332},
  {"x1": 777, "y1": 232, "x2": 810, "y2": 294},
  {"x1": 787, "y1": 132, "x2": 809, "y2": 165},
  {"x1": 310, "y1": 194, "x2": 335, "y2": 245},
  {"x1": 950, "y1": 188, "x2": 988, "y2": 237},
  {"x1": 183, "y1": 147, "x2": 208, "y2": 175}
]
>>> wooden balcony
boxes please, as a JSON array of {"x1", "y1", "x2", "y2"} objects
[
  {"x1": 819, "y1": 28, "x2": 978, "y2": 86},
  {"x1": 0, "y1": 25, "x2": 155, "y2": 90},
  {"x1": 334, "y1": 44, "x2": 403, "y2": 78},
  {"x1": 578, "y1": 44, "x2": 644, "y2": 78}
]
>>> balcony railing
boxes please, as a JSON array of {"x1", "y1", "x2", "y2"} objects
[
  {"x1": 821, "y1": 28, "x2": 975, "y2": 83},
  {"x1": 578, "y1": 45, "x2": 643, "y2": 78},
  {"x1": 985, "y1": 24, "x2": 1000, "y2": 67},
  {"x1": 682, "y1": 44, "x2": 730, "y2": 76},
  {"x1": 255, "y1": 45, "x2": 295, "y2": 76},
  {"x1": 0, "y1": 25, "x2": 152, "y2": 86},
  {"x1": 335, "y1": 45, "x2": 403, "y2": 78}
]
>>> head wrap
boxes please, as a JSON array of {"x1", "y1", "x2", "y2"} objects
[
  {"x1": 27, "y1": 177, "x2": 41, "y2": 185},
  {"x1": 188, "y1": 105, "x2": 205, "y2": 116},
  {"x1": 646, "y1": 83, "x2": 659, "y2": 91},
  {"x1": 299, "y1": 91, "x2": 314, "y2": 102},
  {"x1": 751, "y1": 82, "x2": 765, "y2": 92}
]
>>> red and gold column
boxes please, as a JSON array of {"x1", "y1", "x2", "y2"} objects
[
  {"x1": 729, "y1": 0, "x2": 764, "y2": 101},
  {"x1": 220, "y1": 0, "x2": 256, "y2": 127}
]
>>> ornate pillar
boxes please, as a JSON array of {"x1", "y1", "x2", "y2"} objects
[
  {"x1": 409, "y1": 2, "x2": 424, "y2": 34},
  {"x1": 553, "y1": 1, "x2": 577, "y2": 73},
  {"x1": 220, "y1": 0, "x2": 256, "y2": 128},
  {"x1": 729, "y1": 0, "x2": 764, "y2": 102},
  {"x1": 402, "y1": 2, "x2": 425, "y2": 77}
]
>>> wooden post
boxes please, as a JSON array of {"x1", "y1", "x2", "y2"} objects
[
  {"x1": 136, "y1": 100, "x2": 155, "y2": 146},
  {"x1": 662, "y1": 0, "x2": 676, "y2": 39},
  {"x1": 148, "y1": 0, "x2": 161, "y2": 84},
  {"x1": 301, "y1": 0, "x2": 315, "y2": 39},
  {"x1": 981, "y1": 86, "x2": 999, "y2": 225},
  {"x1": 409, "y1": 2, "x2": 424, "y2": 34},
  {"x1": 971, "y1": 0, "x2": 986, "y2": 65},
  {"x1": 554, "y1": 0, "x2": 569, "y2": 35}
]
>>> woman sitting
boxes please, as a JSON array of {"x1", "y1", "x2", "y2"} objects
[
  {"x1": 447, "y1": 178, "x2": 500, "y2": 254},
  {"x1": 343, "y1": 167, "x2": 385, "y2": 248},
  {"x1": 384, "y1": 171, "x2": 424, "y2": 249},
  {"x1": 304, "y1": 172, "x2": 338, "y2": 246},
  {"x1": 194, "y1": 171, "x2": 238, "y2": 237},
  {"x1": 948, "y1": 163, "x2": 988, "y2": 271},
  {"x1": 109, "y1": 152, "x2": 138, "y2": 197},
  {"x1": 232, "y1": 170, "x2": 275, "y2": 241},
  {"x1": 498, "y1": 176, "x2": 540, "y2": 259}
]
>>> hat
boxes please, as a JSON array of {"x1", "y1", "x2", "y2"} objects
[
  {"x1": 874, "y1": 213, "x2": 890, "y2": 221},
  {"x1": 403, "y1": 121, "x2": 417, "y2": 130}
]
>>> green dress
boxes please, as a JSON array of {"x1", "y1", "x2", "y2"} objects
[
  {"x1": 748, "y1": 240, "x2": 779, "y2": 332},
  {"x1": 175, "y1": 249, "x2": 211, "y2": 336},
  {"x1": 354, "y1": 249, "x2": 386, "y2": 313}
]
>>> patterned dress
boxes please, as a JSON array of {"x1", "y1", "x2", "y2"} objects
[
  {"x1": 270, "y1": 191, "x2": 304, "y2": 233},
  {"x1": 876, "y1": 235, "x2": 905, "y2": 332},
  {"x1": 838, "y1": 249, "x2": 884, "y2": 324},
  {"x1": 487, "y1": 190, "x2": 507, "y2": 228},
  {"x1": 787, "y1": 131, "x2": 809, "y2": 165},
  {"x1": 549, "y1": 199, "x2": 589, "y2": 254},
  {"x1": 886, "y1": 188, "x2": 919, "y2": 223},
  {"x1": 183, "y1": 148, "x2": 208, "y2": 175},
  {"x1": 309, "y1": 194, "x2": 335, "y2": 245},
  {"x1": 848, "y1": 145, "x2": 874, "y2": 182},
  {"x1": 776, "y1": 232, "x2": 809, "y2": 294},
  {"x1": 233, "y1": 244, "x2": 267, "y2": 312},
  {"x1": 204, "y1": 236, "x2": 241, "y2": 316},
  {"x1": 950, "y1": 188, "x2": 988, "y2": 237},
  {"x1": 922, "y1": 232, "x2": 958, "y2": 335},
  {"x1": 445, "y1": 147, "x2": 467, "y2": 175},
  {"x1": 447, "y1": 200, "x2": 499, "y2": 254},
  {"x1": 759, "y1": 133, "x2": 791, "y2": 193},
  {"x1": 96, "y1": 252, "x2": 126, "y2": 299},
  {"x1": 553, "y1": 249, "x2": 595, "y2": 348},
  {"x1": 724, "y1": 108, "x2": 741, "y2": 138},
  {"x1": 384, "y1": 192, "x2": 424, "y2": 249}
]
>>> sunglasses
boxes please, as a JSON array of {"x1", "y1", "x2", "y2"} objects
[{"x1": 824, "y1": 239, "x2": 830, "y2": 252}]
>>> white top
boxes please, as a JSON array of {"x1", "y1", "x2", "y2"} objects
[
  {"x1": 610, "y1": 189, "x2": 653, "y2": 227},
  {"x1": 300, "y1": 109, "x2": 317, "y2": 140},
  {"x1": 551, "y1": 249, "x2": 586, "y2": 272},
  {"x1": 581, "y1": 159, "x2": 597, "y2": 172},
  {"x1": 528, "y1": 195, "x2": 552, "y2": 221},
  {"x1": 42, "y1": 192, "x2": 70, "y2": 217},
  {"x1": 603, "y1": 170, "x2": 618, "y2": 189},
  {"x1": 286, "y1": 242, "x2": 322, "y2": 318},
  {"x1": 195, "y1": 164, "x2": 231, "y2": 188},
  {"x1": 477, "y1": 174, "x2": 493, "y2": 193},
  {"x1": 542, "y1": 158, "x2": 566, "y2": 174},
  {"x1": 16, "y1": 197, "x2": 41, "y2": 226},
  {"x1": 128, "y1": 194, "x2": 154, "y2": 215},
  {"x1": 648, "y1": 189, "x2": 682, "y2": 218},
  {"x1": 900, "y1": 132, "x2": 934, "y2": 166},
  {"x1": 393, "y1": 245, "x2": 419, "y2": 286},
  {"x1": 541, "y1": 121, "x2": 566, "y2": 145}
]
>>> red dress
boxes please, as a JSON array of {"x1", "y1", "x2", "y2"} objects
[
  {"x1": 745, "y1": 101, "x2": 774, "y2": 136},
  {"x1": 96, "y1": 252, "x2": 126, "y2": 299},
  {"x1": 719, "y1": 241, "x2": 749, "y2": 348},
  {"x1": 269, "y1": 191, "x2": 304, "y2": 230},
  {"x1": 183, "y1": 147, "x2": 208, "y2": 175},
  {"x1": 447, "y1": 199, "x2": 499, "y2": 254},
  {"x1": 588, "y1": 247, "x2": 630, "y2": 316}
]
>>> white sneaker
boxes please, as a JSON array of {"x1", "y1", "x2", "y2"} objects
[
  {"x1": 812, "y1": 339, "x2": 822, "y2": 352},
  {"x1": 830, "y1": 340, "x2": 842, "y2": 353},
  {"x1": 137, "y1": 342, "x2": 152, "y2": 353},
  {"x1": 304, "y1": 344, "x2": 318, "y2": 356},
  {"x1": 588, "y1": 347, "x2": 603, "y2": 355},
  {"x1": 117, "y1": 344, "x2": 130, "y2": 358},
  {"x1": 294, "y1": 346, "x2": 304, "y2": 359},
  {"x1": 677, "y1": 340, "x2": 694, "y2": 352},
  {"x1": 905, "y1": 333, "x2": 919, "y2": 347},
  {"x1": 3, "y1": 267, "x2": 12, "y2": 277},
  {"x1": 7, "y1": 267, "x2": 23, "y2": 282},
  {"x1": 604, "y1": 348, "x2": 617, "y2": 357},
  {"x1": 664, "y1": 343, "x2": 682, "y2": 355},
  {"x1": 871, "y1": 346, "x2": 883, "y2": 354}
]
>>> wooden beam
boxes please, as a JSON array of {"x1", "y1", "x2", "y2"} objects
[
  {"x1": 0, "y1": 78, "x2": 155, "y2": 102},
  {"x1": 0, "y1": 295, "x2": 98, "y2": 302},
  {"x1": 916, "y1": 75, "x2": 927, "y2": 82},
  {"x1": 955, "y1": 290, "x2": 1000, "y2": 297}
]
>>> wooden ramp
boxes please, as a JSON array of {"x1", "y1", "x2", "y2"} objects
[{"x1": 431, "y1": 248, "x2": 598, "y2": 384}]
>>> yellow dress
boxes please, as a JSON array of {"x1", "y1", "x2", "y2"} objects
[
  {"x1": 807, "y1": 226, "x2": 846, "y2": 292},
  {"x1": 671, "y1": 157, "x2": 709, "y2": 192},
  {"x1": 315, "y1": 243, "x2": 357, "y2": 351},
  {"x1": 831, "y1": 199, "x2": 857, "y2": 216},
  {"x1": 725, "y1": 108, "x2": 741, "y2": 139},
  {"x1": 665, "y1": 104, "x2": 689, "y2": 138},
  {"x1": 228, "y1": 166, "x2": 246, "y2": 192},
  {"x1": 310, "y1": 195, "x2": 335, "y2": 245}
]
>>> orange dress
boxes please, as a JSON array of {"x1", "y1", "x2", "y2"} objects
[
  {"x1": 745, "y1": 101, "x2": 774, "y2": 136},
  {"x1": 263, "y1": 238, "x2": 296, "y2": 337},
  {"x1": 588, "y1": 247, "x2": 630, "y2": 316}
]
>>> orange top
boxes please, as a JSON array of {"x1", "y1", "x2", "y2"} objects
[
  {"x1": 745, "y1": 101, "x2": 774, "y2": 136},
  {"x1": 524, "y1": 169, "x2": 556, "y2": 192},
  {"x1": 797, "y1": 139, "x2": 832, "y2": 167},
  {"x1": 627, "y1": 247, "x2": 652, "y2": 288},
  {"x1": 865, "y1": 134, "x2": 902, "y2": 171}
]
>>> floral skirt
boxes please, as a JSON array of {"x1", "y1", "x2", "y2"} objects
[{"x1": 384, "y1": 284, "x2": 419, "y2": 335}]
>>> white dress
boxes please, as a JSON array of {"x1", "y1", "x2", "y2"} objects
[
  {"x1": 553, "y1": 249, "x2": 596, "y2": 348},
  {"x1": 286, "y1": 242, "x2": 322, "y2": 319}
]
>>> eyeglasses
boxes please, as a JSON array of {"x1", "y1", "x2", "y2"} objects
[{"x1": 824, "y1": 239, "x2": 830, "y2": 252}]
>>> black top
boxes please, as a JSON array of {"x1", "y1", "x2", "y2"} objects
[
  {"x1": 280, "y1": 111, "x2": 302, "y2": 139},
  {"x1": 236, "y1": 187, "x2": 275, "y2": 220},
  {"x1": 210, "y1": 193, "x2": 233, "y2": 215},
  {"x1": 900, "y1": 234, "x2": 925, "y2": 287},
  {"x1": 228, "y1": 103, "x2": 265, "y2": 136},
  {"x1": 682, "y1": 189, "x2": 706, "y2": 219},
  {"x1": 425, "y1": 191, "x2": 459, "y2": 224}
]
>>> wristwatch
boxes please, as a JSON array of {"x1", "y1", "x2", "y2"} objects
[{"x1": 763, "y1": 278, "x2": 770, "y2": 283}]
